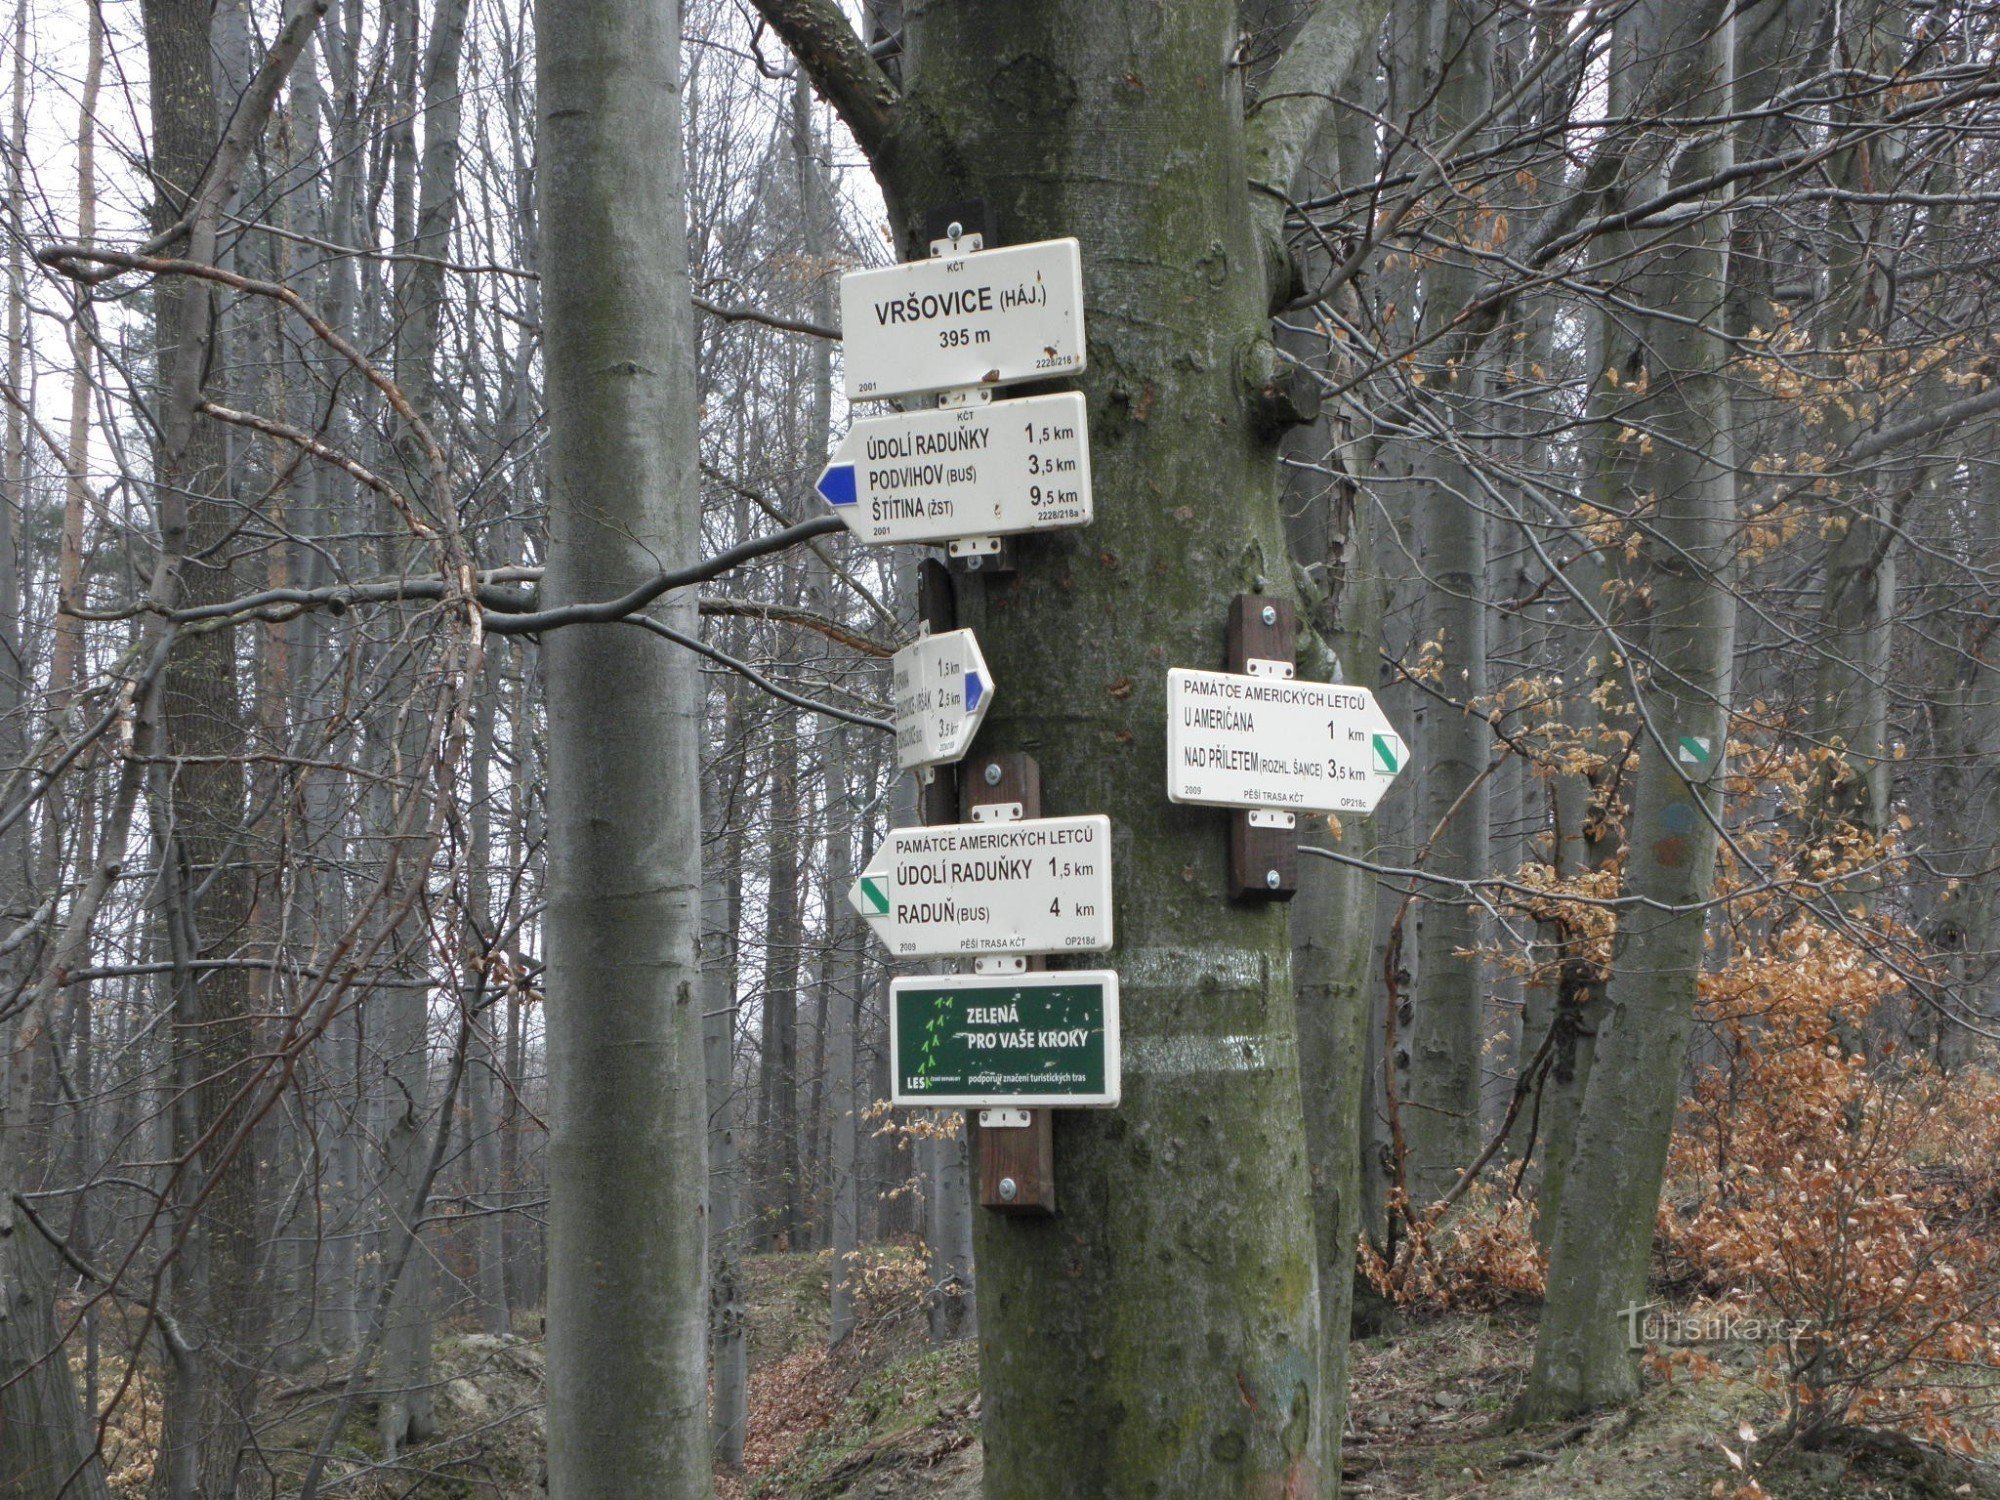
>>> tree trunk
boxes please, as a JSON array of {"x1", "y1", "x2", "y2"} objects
[
  {"x1": 0, "y1": 10, "x2": 108, "y2": 1484},
  {"x1": 142, "y1": 0, "x2": 268, "y2": 1485},
  {"x1": 537, "y1": 0, "x2": 714, "y2": 1483},
  {"x1": 1400, "y1": 0, "x2": 1494, "y2": 1206},
  {"x1": 1516, "y1": 0, "x2": 1736, "y2": 1419},
  {"x1": 756, "y1": 702, "x2": 806, "y2": 1249},
  {"x1": 703, "y1": 666, "x2": 749, "y2": 1465},
  {"x1": 1277, "y1": 32, "x2": 1389, "y2": 1480},
  {"x1": 845, "y1": 7, "x2": 1348, "y2": 1489}
]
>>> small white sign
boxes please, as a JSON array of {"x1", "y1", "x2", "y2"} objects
[
  {"x1": 1166, "y1": 668, "x2": 1408, "y2": 816},
  {"x1": 815, "y1": 392, "x2": 1092, "y2": 546},
  {"x1": 840, "y1": 238, "x2": 1086, "y2": 403},
  {"x1": 893, "y1": 629, "x2": 993, "y2": 771},
  {"x1": 848, "y1": 814, "x2": 1113, "y2": 959}
]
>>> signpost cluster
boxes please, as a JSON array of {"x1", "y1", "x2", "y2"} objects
[{"x1": 822, "y1": 211, "x2": 1409, "y2": 1214}]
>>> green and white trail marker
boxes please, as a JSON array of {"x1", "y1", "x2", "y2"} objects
[
  {"x1": 890, "y1": 970, "x2": 1120, "y2": 1108},
  {"x1": 1166, "y1": 668, "x2": 1409, "y2": 816},
  {"x1": 847, "y1": 814, "x2": 1114, "y2": 959}
]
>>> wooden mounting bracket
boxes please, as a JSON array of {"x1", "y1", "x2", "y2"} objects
[
  {"x1": 962, "y1": 750, "x2": 1057, "y2": 1216},
  {"x1": 1226, "y1": 593, "x2": 1299, "y2": 902}
]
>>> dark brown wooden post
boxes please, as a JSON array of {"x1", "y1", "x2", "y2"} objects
[
  {"x1": 963, "y1": 750, "x2": 1057, "y2": 1215},
  {"x1": 1226, "y1": 593, "x2": 1300, "y2": 901}
]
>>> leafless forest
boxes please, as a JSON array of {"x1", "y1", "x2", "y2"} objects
[{"x1": 3, "y1": 0, "x2": 2000, "y2": 1494}]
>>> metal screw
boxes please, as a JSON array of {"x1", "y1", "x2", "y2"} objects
[
  {"x1": 1260, "y1": 604, "x2": 1278, "y2": 627},
  {"x1": 997, "y1": 1176, "x2": 1019, "y2": 1203},
  {"x1": 984, "y1": 763, "x2": 1004, "y2": 786},
  {"x1": 947, "y1": 220, "x2": 964, "y2": 240},
  {"x1": 1265, "y1": 869, "x2": 1282, "y2": 890},
  {"x1": 965, "y1": 554, "x2": 985, "y2": 571}
]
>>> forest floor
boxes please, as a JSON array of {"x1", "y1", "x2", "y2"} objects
[
  {"x1": 715, "y1": 1254, "x2": 2000, "y2": 1500},
  {"x1": 172, "y1": 1250, "x2": 2000, "y2": 1497}
]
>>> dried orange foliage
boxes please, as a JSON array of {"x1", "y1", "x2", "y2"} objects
[
  {"x1": 740, "y1": 1344, "x2": 839, "y2": 1475},
  {"x1": 1363, "y1": 1182, "x2": 1546, "y2": 1312},
  {"x1": 1389, "y1": 703, "x2": 2000, "y2": 1454},
  {"x1": 1660, "y1": 923, "x2": 2000, "y2": 1450}
]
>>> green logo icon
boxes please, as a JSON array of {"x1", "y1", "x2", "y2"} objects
[
  {"x1": 858, "y1": 876, "x2": 890, "y2": 915},
  {"x1": 1372, "y1": 734, "x2": 1401, "y2": 774},
  {"x1": 1677, "y1": 735, "x2": 1712, "y2": 766}
]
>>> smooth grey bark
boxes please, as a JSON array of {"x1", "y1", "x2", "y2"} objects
[
  {"x1": 374, "y1": 0, "x2": 471, "y2": 1448},
  {"x1": 824, "y1": 733, "x2": 860, "y2": 1344},
  {"x1": 537, "y1": 0, "x2": 713, "y2": 1484},
  {"x1": 762, "y1": 0, "x2": 1383, "y2": 1486},
  {"x1": 922, "y1": 1120, "x2": 975, "y2": 1343},
  {"x1": 1522, "y1": 352, "x2": 1615, "y2": 1249},
  {"x1": 1400, "y1": 0, "x2": 1494, "y2": 1206},
  {"x1": 141, "y1": 0, "x2": 305, "y2": 1484},
  {"x1": 702, "y1": 761, "x2": 747, "y2": 1465},
  {"x1": 1929, "y1": 424, "x2": 2000, "y2": 1061},
  {"x1": 1805, "y1": 0, "x2": 1907, "y2": 848},
  {"x1": 881, "y1": 748, "x2": 971, "y2": 1345},
  {"x1": 1277, "y1": 28, "x2": 1389, "y2": 1485},
  {"x1": 755, "y1": 693, "x2": 805, "y2": 1248},
  {"x1": 1289, "y1": 423, "x2": 1385, "y2": 1491},
  {"x1": 1517, "y1": 0, "x2": 1737, "y2": 1420},
  {"x1": 467, "y1": 660, "x2": 512, "y2": 1338}
]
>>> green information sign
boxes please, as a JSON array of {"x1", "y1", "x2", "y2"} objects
[{"x1": 890, "y1": 971, "x2": 1121, "y2": 1108}]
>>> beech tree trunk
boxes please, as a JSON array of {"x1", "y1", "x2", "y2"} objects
[
  {"x1": 1399, "y1": 0, "x2": 1495, "y2": 1208},
  {"x1": 537, "y1": 0, "x2": 713, "y2": 1485},
  {"x1": 1517, "y1": 0, "x2": 1737, "y2": 1419},
  {"x1": 764, "y1": 0, "x2": 1388, "y2": 1487}
]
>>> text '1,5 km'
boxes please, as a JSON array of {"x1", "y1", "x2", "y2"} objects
[
  {"x1": 815, "y1": 392, "x2": 1092, "y2": 547},
  {"x1": 847, "y1": 814, "x2": 1113, "y2": 959},
  {"x1": 891, "y1": 628, "x2": 993, "y2": 772}
]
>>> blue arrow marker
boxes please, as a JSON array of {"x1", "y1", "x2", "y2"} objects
[
  {"x1": 816, "y1": 462, "x2": 857, "y2": 507},
  {"x1": 964, "y1": 670, "x2": 984, "y2": 712}
]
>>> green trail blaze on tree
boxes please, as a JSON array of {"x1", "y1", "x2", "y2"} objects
[{"x1": 868, "y1": 5, "x2": 1325, "y2": 1493}]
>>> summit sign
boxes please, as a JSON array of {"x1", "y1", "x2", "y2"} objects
[{"x1": 839, "y1": 238, "x2": 1086, "y2": 403}]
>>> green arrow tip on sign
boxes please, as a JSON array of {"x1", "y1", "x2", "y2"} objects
[
  {"x1": 858, "y1": 875, "x2": 890, "y2": 915},
  {"x1": 1372, "y1": 734, "x2": 1401, "y2": 774}
]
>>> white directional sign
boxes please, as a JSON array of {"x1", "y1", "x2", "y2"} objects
[
  {"x1": 840, "y1": 238, "x2": 1086, "y2": 403},
  {"x1": 893, "y1": 629, "x2": 993, "y2": 771},
  {"x1": 815, "y1": 392, "x2": 1092, "y2": 546},
  {"x1": 1166, "y1": 668, "x2": 1409, "y2": 816},
  {"x1": 848, "y1": 814, "x2": 1113, "y2": 959}
]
